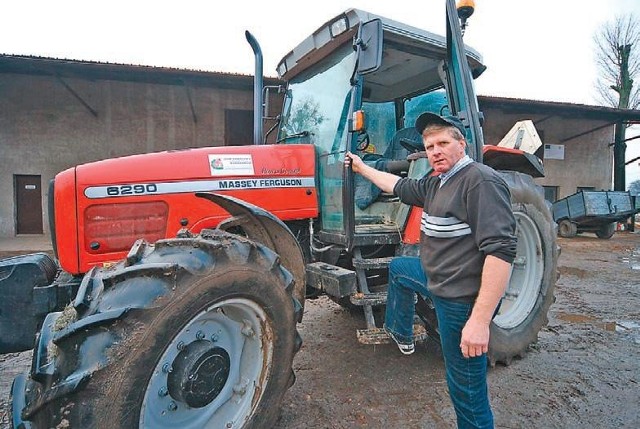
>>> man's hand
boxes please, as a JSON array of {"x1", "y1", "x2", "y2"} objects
[
  {"x1": 344, "y1": 151, "x2": 400, "y2": 193},
  {"x1": 460, "y1": 255, "x2": 512, "y2": 359},
  {"x1": 345, "y1": 151, "x2": 365, "y2": 173},
  {"x1": 460, "y1": 318, "x2": 490, "y2": 358}
]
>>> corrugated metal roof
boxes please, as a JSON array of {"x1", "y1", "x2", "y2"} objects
[
  {"x1": 2, "y1": 53, "x2": 640, "y2": 123},
  {"x1": 0, "y1": 53, "x2": 281, "y2": 89},
  {"x1": 478, "y1": 95, "x2": 640, "y2": 122}
]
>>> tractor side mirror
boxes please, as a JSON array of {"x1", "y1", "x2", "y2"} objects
[{"x1": 355, "y1": 19, "x2": 383, "y2": 75}]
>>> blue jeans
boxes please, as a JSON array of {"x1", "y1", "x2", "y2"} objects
[{"x1": 384, "y1": 256, "x2": 494, "y2": 429}]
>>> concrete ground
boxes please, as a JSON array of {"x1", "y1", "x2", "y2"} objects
[
  {"x1": 1, "y1": 233, "x2": 639, "y2": 428},
  {"x1": 0, "y1": 235, "x2": 52, "y2": 253}
]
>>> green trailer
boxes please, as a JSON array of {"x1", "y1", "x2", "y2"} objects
[{"x1": 552, "y1": 190, "x2": 638, "y2": 238}]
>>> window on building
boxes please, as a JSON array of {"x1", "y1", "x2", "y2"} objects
[
  {"x1": 225, "y1": 110, "x2": 254, "y2": 146},
  {"x1": 543, "y1": 186, "x2": 558, "y2": 203}
]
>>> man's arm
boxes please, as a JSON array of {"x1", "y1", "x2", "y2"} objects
[
  {"x1": 345, "y1": 151, "x2": 400, "y2": 193},
  {"x1": 460, "y1": 255, "x2": 512, "y2": 358}
]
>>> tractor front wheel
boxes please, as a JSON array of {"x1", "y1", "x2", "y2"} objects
[{"x1": 23, "y1": 232, "x2": 301, "y2": 429}]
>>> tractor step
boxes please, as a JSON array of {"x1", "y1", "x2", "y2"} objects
[
  {"x1": 352, "y1": 256, "x2": 393, "y2": 270},
  {"x1": 349, "y1": 291, "x2": 419, "y2": 307},
  {"x1": 350, "y1": 291, "x2": 387, "y2": 306},
  {"x1": 356, "y1": 324, "x2": 429, "y2": 345}
]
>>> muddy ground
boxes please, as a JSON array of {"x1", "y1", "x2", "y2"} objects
[{"x1": 1, "y1": 233, "x2": 639, "y2": 428}]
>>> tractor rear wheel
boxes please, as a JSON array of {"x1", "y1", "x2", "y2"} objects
[
  {"x1": 488, "y1": 172, "x2": 558, "y2": 365},
  {"x1": 25, "y1": 231, "x2": 301, "y2": 429},
  {"x1": 416, "y1": 172, "x2": 558, "y2": 366}
]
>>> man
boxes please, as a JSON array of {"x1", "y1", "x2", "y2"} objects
[{"x1": 345, "y1": 112, "x2": 517, "y2": 429}]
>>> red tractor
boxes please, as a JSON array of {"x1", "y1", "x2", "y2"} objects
[{"x1": 3, "y1": 1, "x2": 557, "y2": 427}]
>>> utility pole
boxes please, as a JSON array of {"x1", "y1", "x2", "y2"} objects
[{"x1": 613, "y1": 120, "x2": 627, "y2": 191}]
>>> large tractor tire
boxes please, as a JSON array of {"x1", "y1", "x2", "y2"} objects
[
  {"x1": 17, "y1": 230, "x2": 302, "y2": 429},
  {"x1": 488, "y1": 171, "x2": 558, "y2": 365},
  {"x1": 416, "y1": 171, "x2": 558, "y2": 366}
]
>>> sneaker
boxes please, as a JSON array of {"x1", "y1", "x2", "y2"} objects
[{"x1": 383, "y1": 326, "x2": 415, "y2": 355}]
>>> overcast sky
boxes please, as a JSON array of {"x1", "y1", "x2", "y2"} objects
[{"x1": 2, "y1": 0, "x2": 640, "y2": 184}]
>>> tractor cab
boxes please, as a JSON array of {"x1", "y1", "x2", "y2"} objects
[{"x1": 274, "y1": 5, "x2": 486, "y2": 249}]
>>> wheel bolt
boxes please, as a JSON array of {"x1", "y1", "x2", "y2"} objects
[
  {"x1": 168, "y1": 401, "x2": 178, "y2": 411},
  {"x1": 162, "y1": 363, "x2": 173, "y2": 373},
  {"x1": 196, "y1": 330, "x2": 205, "y2": 340},
  {"x1": 158, "y1": 387, "x2": 168, "y2": 397},
  {"x1": 226, "y1": 423, "x2": 233, "y2": 428},
  {"x1": 211, "y1": 333, "x2": 219, "y2": 342},
  {"x1": 177, "y1": 341, "x2": 185, "y2": 351},
  {"x1": 233, "y1": 382, "x2": 247, "y2": 396},
  {"x1": 241, "y1": 325, "x2": 254, "y2": 338}
]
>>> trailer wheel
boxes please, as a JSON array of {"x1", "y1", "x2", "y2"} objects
[
  {"x1": 489, "y1": 172, "x2": 558, "y2": 365},
  {"x1": 558, "y1": 219, "x2": 578, "y2": 238},
  {"x1": 26, "y1": 232, "x2": 301, "y2": 429},
  {"x1": 595, "y1": 222, "x2": 616, "y2": 239}
]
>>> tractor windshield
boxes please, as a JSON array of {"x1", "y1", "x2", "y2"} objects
[{"x1": 278, "y1": 43, "x2": 357, "y2": 232}]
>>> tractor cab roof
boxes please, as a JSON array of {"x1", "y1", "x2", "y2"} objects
[{"x1": 276, "y1": 8, "x2": 485, "y2": 102}]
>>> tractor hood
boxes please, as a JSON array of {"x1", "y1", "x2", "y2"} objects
[{"x1": 53, "y1": 145, "x2": 318, "y2": 274}]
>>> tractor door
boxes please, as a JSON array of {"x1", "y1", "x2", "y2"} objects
[
  {"x1": 443, "y1": 0, "x2": 485, "y2": 161},
  {"x1": 276, "y1": 42, "x2": 358, "y2": 242}
]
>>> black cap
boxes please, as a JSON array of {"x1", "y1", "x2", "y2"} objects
[{"x1": 415, "y1": 112, "x2": 465, "y2": 136}]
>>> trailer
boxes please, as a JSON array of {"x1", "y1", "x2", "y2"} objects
[{"x1": 552, "y1": 190, "x2": 638, "y2": 238}]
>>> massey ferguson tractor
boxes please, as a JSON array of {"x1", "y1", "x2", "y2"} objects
[{"x1": 3, "y1": 1, "x2": 557, "y2": 427}]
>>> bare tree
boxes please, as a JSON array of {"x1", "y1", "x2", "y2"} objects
[{"x1": 594, "y1": 15, "x2": 640, "y2": 109}]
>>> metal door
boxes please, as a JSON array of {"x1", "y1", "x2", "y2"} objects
[{"x1": 15, "y1": 175, "x2": 43, "y2": 234}]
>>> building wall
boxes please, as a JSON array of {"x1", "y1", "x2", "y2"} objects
[
  {"x1": 0, "y1": 72, "x2": 276, "y2": 237},
  {"x1": 481, "y1": 107, "x2": 614, "y2": 200}
]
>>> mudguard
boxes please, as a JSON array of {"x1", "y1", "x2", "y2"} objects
[{"x1": 196, "y1": 192, "x2": 307, "y2": 308}]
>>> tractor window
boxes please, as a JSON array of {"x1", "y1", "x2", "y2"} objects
[
  {"x1": 361, "y1": 101, "x2": 396, "y2": 156},
  {"x1": 404, "y1": 89, "x2": 450, "y2": 128},
  {"x1": 278, "y1": 44, "x2": 356, "y2": 156}
]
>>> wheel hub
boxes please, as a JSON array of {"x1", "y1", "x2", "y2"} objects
[{"x1": 167, "y1": 340, "x2": 230, "y2": 408}]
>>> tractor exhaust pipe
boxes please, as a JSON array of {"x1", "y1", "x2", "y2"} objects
[{"x1": 246, "y1": 31, "x2": 263, "y2": 145}]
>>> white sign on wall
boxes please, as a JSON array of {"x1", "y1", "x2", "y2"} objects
[{"x1": 544, "y1": 144, "x2": 565, "y2": 160}]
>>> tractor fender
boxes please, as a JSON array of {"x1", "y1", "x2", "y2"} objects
[
  {"x1": 482, "y1": 145, "x2": 545, "y2": 178},
  {"x1": 195, "y1": 192, "x2": 307, "y2": 309}
]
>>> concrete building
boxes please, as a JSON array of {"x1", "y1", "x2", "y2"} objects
[
  {"x1": 1, "y1": 54, "x2": 639, "y2": 238},
  {"x1": 479, "y1": 97, "x2": 640, "y2": 202}
]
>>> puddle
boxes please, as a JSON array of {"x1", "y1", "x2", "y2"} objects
[
  {"x1": 556, "y1": 312, "x2": 639, "y2": 333},
  {"x1": 621, "y1": 247, "x2": 640, "y2": 270},
  {"x1": 615, "y1": 320, "x2": 640, "y2": 332}
]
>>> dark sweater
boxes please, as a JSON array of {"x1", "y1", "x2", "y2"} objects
[{"x1": 394, "y1": 162, "x2": 517, "y2": 300}]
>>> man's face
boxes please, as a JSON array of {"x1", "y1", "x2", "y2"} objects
[{"x1": 423, "y1": 128, "x2": 467, "y2": 174}]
